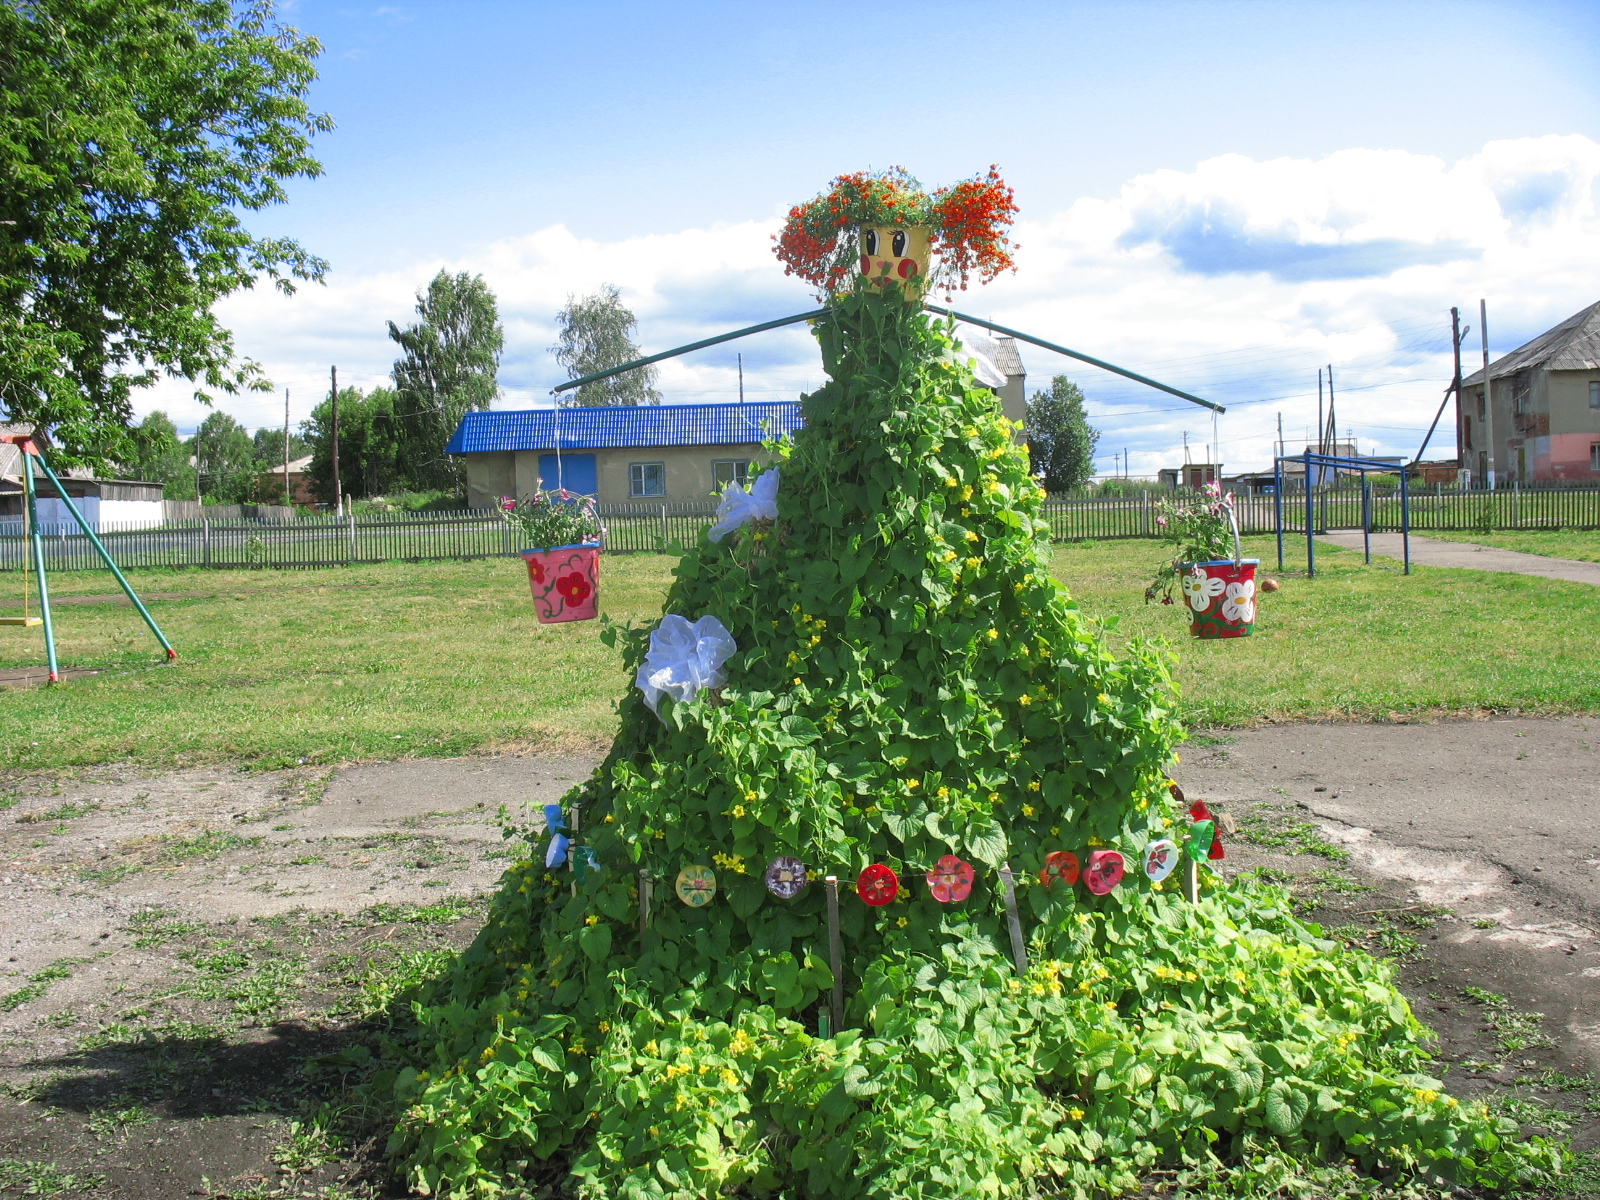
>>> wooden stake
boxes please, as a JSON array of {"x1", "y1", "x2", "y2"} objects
[
  {"x1": 1185, "y1": 858, "x2": 1200, "y2": 904},
  {"x1": 638, "y1": 869, "x2": 651, "y2": 938},
  {"x1": 999, "y1": 863, "x2": 1028, "y2": 976},
  {"x1": 825, "y1": 875, "x2": 843, "y2": 1035}
]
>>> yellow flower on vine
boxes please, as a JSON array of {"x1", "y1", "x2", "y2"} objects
[
  {"x1": 1022, "y1": 804, "x2": 1036, "y2": 817},
  {"x1": 585, "y1": 914, "x2": 599, "y2": 926},
  {"x1": 1028, "y1": 780, "x2": 1041, "y2": 791},
  {"x1": 987, "y1": 628, "x2": 999, "y2": 640},
  {"x1": 731, "y1": 805, "x2": 746, "y2": 818},
  {"x1": 1069, "y1": 1107, "x2": 1085, "y2": 1120},
  {"x1": 1019, "y1": 694, "x2": 1032, "y2": 706}
]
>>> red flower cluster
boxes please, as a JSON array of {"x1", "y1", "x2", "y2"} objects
[
  {"x1": 930, "y1": 166, "x2": 1019, "y2": 291},
  {"x1": 773, "y1": 165, "x2": 1018, "y2": 295}
]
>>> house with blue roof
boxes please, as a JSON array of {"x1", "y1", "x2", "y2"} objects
[{"x1": 446, "y1": 401, "x2": 803, "y2": 507}]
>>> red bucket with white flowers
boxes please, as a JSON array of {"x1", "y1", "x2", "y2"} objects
[
  {"x1": 1176, "y1": 558, "x2": 1259, "y2": 639},
  {"x1": 522, "y1": 545, "x2": 600, "y2": 623}
]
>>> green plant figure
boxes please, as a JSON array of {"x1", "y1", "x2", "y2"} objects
[{"x1": 385, "y1": 170, "x2": 1564, "y2": 1199}]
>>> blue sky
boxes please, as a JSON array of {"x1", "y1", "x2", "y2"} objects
[{"x1": 156, "y1": 0, "x2": 1600, "y2": 475}]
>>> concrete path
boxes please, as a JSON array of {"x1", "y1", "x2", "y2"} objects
[{"x1": 1317, "y1": 530, "x2": 1600, "y2": 586}]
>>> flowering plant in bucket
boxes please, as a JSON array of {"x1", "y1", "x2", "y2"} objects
[
  {"x1": 1143, "y1": 481, "x2": 1239, "y2": 607},
  {"x1": 499, "y1": 489, "x2": 602, "y2": 551}
]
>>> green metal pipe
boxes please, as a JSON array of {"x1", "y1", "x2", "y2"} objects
[
  {"x1": 23, "y1": 456, "x2": 59, "y2": 682},
  {"x1": 924, "y1": 305, "x2": 1225, "y2": 414},
  {"x1": 32, "y1": 451, "x2": 176, "y2": 660},
  {"x1": 552, "y1": 309, "x2": 828, "y2": 395}
]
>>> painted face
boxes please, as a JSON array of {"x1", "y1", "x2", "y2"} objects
[{"x1": 857, "y1": 225, "x2": 931, "y2": 295}]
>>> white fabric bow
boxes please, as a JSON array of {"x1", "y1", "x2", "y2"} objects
[
  {"x1": 707, "y1": 468, "x2": 779, "y2": 543},
  {"x1": 635, "y1": 614, "x2": 737, "y2": 718}
]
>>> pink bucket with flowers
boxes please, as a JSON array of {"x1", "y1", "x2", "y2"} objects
[
  {"x1": 522, "y1": 545, "x2": 600, "y2": 623},
  {"x1": 501, "y1": 491, "x2": 605, "y2": 623},
  {"x1": 1146, "y1": 483, "x2": 1261, "y2": 639}
]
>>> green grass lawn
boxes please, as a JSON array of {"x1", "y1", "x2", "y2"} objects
[
  {"x1": 1411, "y1": 528, "x2": 1600, "y2": 562},
  {"x1": 0, "y1": 534, "x2": 1595, "y2": 770}
]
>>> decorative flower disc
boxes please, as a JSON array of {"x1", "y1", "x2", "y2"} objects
[
  {"x1": 765, "y1": 856, "x2": 807, "y2": 900},
  {"x1": 1143, "y1": 839, "x2": 1179, "y2": 882},
  {"x1": 1039, "y1": 850, "x2": 1080, "y2": 888},
  {"x1": 675, "y1": 865, "x2": 717, "y2": 908},
  {"x1": 925, "y1": 855, "x2": 974, "y2": 903},
  {"x1": 857, "y1": 863, "x2": 900, "y2": 907},
  {"x1": 1085, "y1": 849, "x2": 1126, "y2": 896},
  {"x1": 1186, "y1": 820, "x2": 1216, "y2": 862}
]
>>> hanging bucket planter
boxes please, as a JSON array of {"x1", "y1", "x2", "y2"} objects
[
  {"x1": 521, "y1": 544, "x2": 601, "y2": 623},
  {"x1": 1176, "y1": 558, "x2": 1259, "y2": 639}
]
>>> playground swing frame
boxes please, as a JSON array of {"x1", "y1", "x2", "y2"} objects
[
  {"x1": 1272, "y1": 449, "x2": 1412, "y2": 578},
  {"x1": 1, "y1": 434, "x2": 176, "y2": 683}
]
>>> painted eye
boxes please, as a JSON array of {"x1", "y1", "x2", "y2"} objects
[
  {"x1": 892, "y1": 230, "x2": 908, "y2": 256},
  {"x1": 862, "y1": 228, "x2": 879, "y2": 255}
]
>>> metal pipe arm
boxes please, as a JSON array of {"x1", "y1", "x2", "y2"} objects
[
  {"x1": 552, "y1": 309, "x2": 828, "y2": 396},
  {"x1": 924, "y1": 305, "x2": 1224, "y2": 413}
]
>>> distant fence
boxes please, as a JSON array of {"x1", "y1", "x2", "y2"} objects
[{"x1": 1, "y1": 487, "x2": 1595, "y2": 573}]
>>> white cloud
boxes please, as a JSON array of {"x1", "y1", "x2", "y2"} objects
[{"x1": 144, "y1": 135, "x2": 1600, "y2": 475}]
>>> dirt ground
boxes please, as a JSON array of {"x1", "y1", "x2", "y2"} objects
[{"x1": 0, "y1": 719, "x2": 1594, "y2": 1197}]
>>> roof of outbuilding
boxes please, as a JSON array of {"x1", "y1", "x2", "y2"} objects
[
  {"x1": 446, "y1": 401, "x2": 803, "y2": 455},
  {"x1": 1462, "y1": 300, "x2": 1600, "y2": 385}
]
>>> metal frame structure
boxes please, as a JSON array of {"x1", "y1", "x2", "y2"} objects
[
  {"x1": 1273, "y1": 450, "x2": 1411, "y2": 578},
  {"x1": 2, "y1": 434, "x2": 176, "y2": 682},
  {"x1": 540, "y1": 304, "x2": 1223, "y2": 489}
]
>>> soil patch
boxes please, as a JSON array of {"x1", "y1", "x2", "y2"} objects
[{"x1": 0, "y1": 721, "x2": 1596, "y2": 1195}]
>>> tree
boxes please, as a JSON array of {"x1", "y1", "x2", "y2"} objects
[
  {"x1": 302, "y1": 385, "x2": 402, "y2": 504},
  {"x1": 191, "y1": 410, "x2": 258, "y2": 503},
  {"x1": 389, "y1": 271, "x2": 502, "y2": 491},
  {"x1": 125, "y1": 411, "x2": 195, "y2": 499},
  {"x1": 551, "y1": 283, "x2": 660, "y2": 406},
  {"x1": 0, "y1": 0, "x2": 332, "y2": 464},
  {"x1": 252, "y1": 426, "x2": 308, "y2": 468},
  {"x1": 1026, "y1": 373, "x2": 1100, "y2": 493}
]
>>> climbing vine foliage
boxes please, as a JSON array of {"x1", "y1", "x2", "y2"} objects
[{"x1": 381, "y1": 284, "x2": 1563, "y2": 1198}]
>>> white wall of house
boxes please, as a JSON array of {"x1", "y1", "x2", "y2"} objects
[{"x1": 0, "y1": 496, "x2": 165, "y2": 531}]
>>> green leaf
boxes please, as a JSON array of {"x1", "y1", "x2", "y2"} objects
[
  {"x1": 1264, "y1": 1081, "x2": 1310, "y2": 1134},
  {"x1": 578, "y1": 923, "x2": 612, "y2": 962}
]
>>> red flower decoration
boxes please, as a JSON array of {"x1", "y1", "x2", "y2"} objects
[
  {"x1": 527, "y1": 558, "x2": 547, "y2": 585},
  {"x1": 555, "y1": 571, "x2": 591, "y2": 605},
  {"x1": 925, "y1": 855, "x2": 974, "y2": 903},
  {"x1": 1039, "y1": 850, "x2": 1080, "y2": 888},
  {"x1": 774, "y1": 165, "x2": 1018, "y2": 295},
  {"x1": 1085, "y1": 850, "x2": 1126, "y2": 896},
  {"x1": 857, "y1": 863, "x2": 899, "y2": 907}
]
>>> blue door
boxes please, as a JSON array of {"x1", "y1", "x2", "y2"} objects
[{"x1": 538, "y1": 453, "x2": 597, "y2": 495}]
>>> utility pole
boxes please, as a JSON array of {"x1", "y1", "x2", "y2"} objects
[
  {"x1": 737, "y1": 353, "x2": 744, "y2": 405},
  {"x1": 1480, "y1": 299, "x2": 1494, "y2": 489},
  {"x1": 1123, "y1": 446, "x2": 1128, "y2": 479},
  {"x1": 1276, "y1": 412, "x2": 1284, "y2": 462},
  {"x1": 1316, "y1": 369, "x2": 1324, "y2": 455},
  {"x1": 283, "y1": 388, "x2": 291, "y2": 507},
  {"x1": 1450, "y1": 306, "x2": 1465, "y2": 466},
  {"x1": 330, "y1": 365, "x2": 342, "y2": 516},
  {"x1": 1182, "y1": 431, "x2": 1190, "y2": 464},
  {"x1": 1327, "y1": 364, "x2": 1337, "y2": 481}
]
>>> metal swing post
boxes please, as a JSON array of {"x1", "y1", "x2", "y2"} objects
[
  {"x1": 1304, "y1": 451, "x2": 1315, "y2": 578},
  {"x1": 21, "y1": 449, "x2": 59, "y2": 682},
  {"x1": 30, "y1": 445, "x2": 176, "y2": 660},
  {"x1": 1273, "y1": 457, "x2": 1284, "y2": 571}
]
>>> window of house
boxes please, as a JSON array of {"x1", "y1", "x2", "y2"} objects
[
  {"x1": 1478, "y1": 386, "x2": 1486, "y2": 419},
  {"x1": 1590, "y1": 381, "x2": 1600, "y2": 409},
  {"x1": 1512, "y1": 377, "x2": 1529, "y2": 415},
  {"x1": 629, "y1": 462, "x2": 666, "y2": 497},
  {"x1": 1592, "y1": 443, "x2": 1600, "y2": 471},
  {"x1": 712, "y1": 460, "x2": 750, "y2": 492}
]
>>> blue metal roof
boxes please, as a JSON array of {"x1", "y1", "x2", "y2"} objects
[{"x1": 446, "y1": 402, "x2": 802, "y2": 455}]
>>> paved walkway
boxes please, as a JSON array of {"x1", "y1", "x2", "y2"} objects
[{"x1": 1316, "y1": 531, "x2": 1600, "y2": 586}]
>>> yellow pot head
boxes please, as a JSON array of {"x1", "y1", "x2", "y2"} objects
[{"x1": 857, "y1": 225, "x2": 931, "y2": 298}]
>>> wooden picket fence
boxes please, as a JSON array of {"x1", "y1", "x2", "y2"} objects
[{"x1": 0, "y1": 486, "x2": 1594, "y2": 573}]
